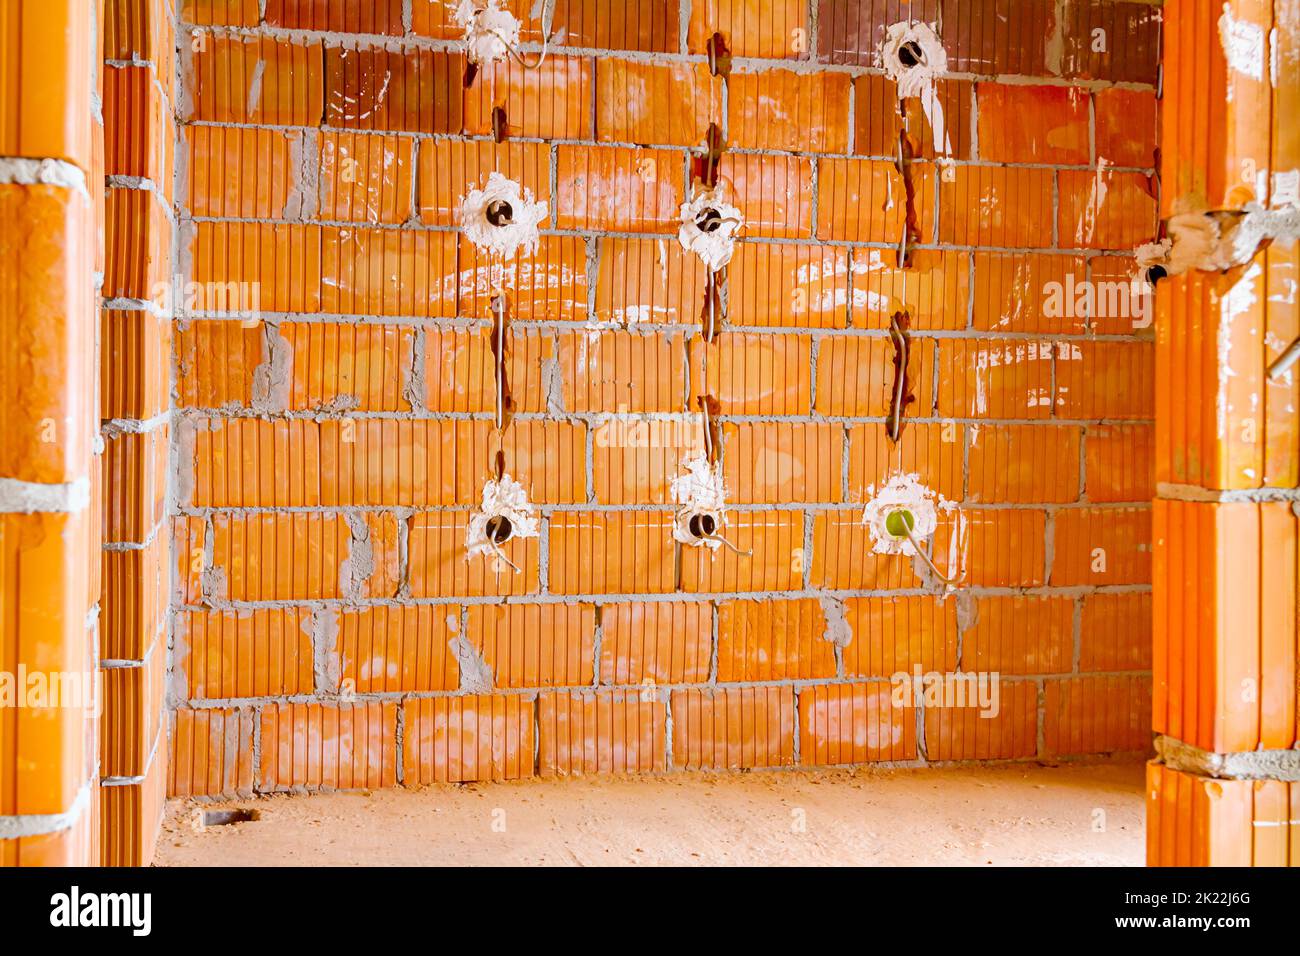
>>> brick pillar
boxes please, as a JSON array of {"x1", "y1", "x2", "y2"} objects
[
  {"x1": 1148, "y1": 0, "x2": 1300, "y2": 865},
  {"x1": 0, "y1": 1, "x2": 102, "y2": 865},
  {"x1": 98, "y1": 0, "x2": 175, "y2": 866}
]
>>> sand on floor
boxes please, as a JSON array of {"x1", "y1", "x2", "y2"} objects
[{"x1": 155, "y1": 760, "x2": 1146, "y2": 867}]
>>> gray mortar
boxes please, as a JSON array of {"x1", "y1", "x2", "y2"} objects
[
  {"x1": 310, "y1": 608, "x2": 342, "y2": 694},
  {"x1": 200, "y1": 566, "x2": 228, "y2": 605},
  {"x1": 339, "y1": 513, "x2": 375, "y2": 601},
  {"x1": 246, "y1": 58, "x2": 267, "y2": 118},
  {"x1": 167, "y1": 611, "x2": 190, "y2": 708},
  {"x1": 541, "y1": 354, "x2": 566, "y2": 415},
  {"x1": 1156, "y1": 735, "x2": 1300, "y2": 782},
  {"x1": 449, "y1": 633, "x2": 495, "y2": 694},
  {"x1": 818, "y1": 594, "x2": 852, "y2": 648},
  {"x1": 284, "y1": 128, "x2": 320, "y2": 220},
  {"x1": 0, "y1": 477, "x2": 91, "y2": 514},
  {"x1": 401, "y1": 327, "x2": 428, "y2": 412},
  {"x1": 251, "y1": 321, "x2": 294, "y2": 413},
  {"x1": 310, "y1": 394, "x2": 360, "y2": 416}
]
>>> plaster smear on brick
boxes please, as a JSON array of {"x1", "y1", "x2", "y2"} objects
[
  {"x1": 251, "y1": 322, "x2": 293, "y2": 414},
  {"x1": 456, "y1": 0, "x2": 522, "y2": 66},
  {"x1": 1136, "y1": 203, "x2": 1300, "y2": 280},
  {"x1": 340, "y1": 514, "x2": 377, "y2": 601},
  {"x1": 1217, "y1": 260, "x2": 1263, "y2": 442},
  {"x1": 466, "y1": 475, "x2": 539, "y2": 569},
  {"x1": 678, "y1": 186, "x2": 743, "y2": 272},
  {"x1": 0, "y1": 157, "x2": 88, "y2": 198},
  {"x1": 459, "y1": 171, "x2": 548, "y2": 260},
  {"x1": 670, "y1": 455, "x2": 729, "y2": 550},
  {"x1": 879, "y1": 21, "x2": 947, "y2": 99},
  {"x1": 860, "y1": 473, "x2": 954, "y2": 556},
  {"x1": 1217, "y1": 4, "x2": 1266, "y2": 86}
]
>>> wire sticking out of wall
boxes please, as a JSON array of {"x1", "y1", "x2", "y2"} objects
[
  {"x1": 459, "y1": 171, "x2": 548, "y2": 260},
  {"x1": 466, "y1": 471, "x2": 539, "y2": 572},
  {"x1": 886, "y1": 311, "x2": 915, "y2": 442},
  {"x1": 465, "y1": 296, "x2": 538, "y2": 572},
  {"x1": 457, "y1": 0, "x2": 552, "y2": 86},
  {"x1": 879, "y1": 20, "x2": 947, "y2": 99},
  {"x1": 679, "y1": 185, "x2": 743, "y2": 273},
  {"x1": 861, "y1": 474, "x2": 963, "y2": 589}
]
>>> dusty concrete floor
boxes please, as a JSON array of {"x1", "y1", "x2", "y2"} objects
[{"x1": 156, "y1": 761, "x2": 1145, "y2": 866}]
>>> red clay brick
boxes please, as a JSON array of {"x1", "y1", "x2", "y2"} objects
[
  {"x1": 260, "y1": 701, "x2": 399, "y2": 791},
  {"x1": 842, "y1": 596, "x2": 958, "y2": 678},
  {"x1": 403, "y1": 695, "x2": 535, "y2": 784},
  {"x1": 716, "y1": 597, "x2": 836, "y2": 681},
  {"x1": 924, "y1": 679, "x2": 1038, "y2": 761},
  {"x1": 539, "y1": 690, "x2": 667, "y2": 776},
  {"x1": 728, "y1": 69, "x2": 850, "y2": 153},
  {"x1": 549, "y1": 511, "x2": 677, "y2": 595},
  {"x1": 556, "y1": 144, "x2": 683, "y2": 232},
  {"x1": 671, "y1": 687, "x2": 796, "y2": 770},
  {"x1": 967, "y1": 424, "x2": 1082, "y2": 503},
  {"x1": 467, "y1": 603, "x2": 596, "y2": 688},
  {"x1": 962, "y1": 596, "x2": 1073, "y2": 675},
  {"x1": 1044, "y1": 675, "x2": 1152, "y2": 755},
  {"x1": 597, "y1": 60, "x2": 719, "y2": 146},
  {"x1": 324, "y1": 44, "x2": 462, "y2": 133},
  {"x1": 679, "y1": 511, "x2": 805, "y2": 593},
  {"x1": 721, "y1": 153, "x2": 813, "y2": 239},
  {"x1": 467, "y1": 55, "x2": 593, "y2": 140},
  {"x1": 179, "y1": 608, "x2": 313, "y2": 700},
  {"x1": 599, "y1": 601, "x2": 712, "y2": 685},
  {"x1": 847, "y1": 422, "x2": 964, "y2": 503},
  {"x1": 939, "y1": 165, "x2": 1054, "y2": 248},
  {"x1": 1080, "y1": 592, "x2": 1152, "y2": 672},
  {"x1": 1058, "y1": 168, "x2": 1159, "y2": 250},
  {"x1": 1095, "y1": 88, "x2": 1159, "y2": 168},
  {"x1": 336, "y1": 605, "x2": 460, "y2": 694},
  {"x1": 1052, "y1": 506, "x2": 1152, "y2": 586},
  {"x1": 168, "y1": 706, "x2": 255, "y2": 797},
  {"x1": 976, "y1": 83, "x2": 1089, "y2": 165},
  {"x1": 1085, "y1": 424, "x2": 1155, "y2": 501},
  {"x1": 936, "y1": 339, "x2": 1056, "y2": 420},
  {"x1": 188, "y1": 36, "x2": 323, "y2": 125},
  {"x1": 799, "y1": 682, "x2": 916, "y2": 765},
  {"x1": 723, "y1": 422, "x2": 840, "y2": 504}
]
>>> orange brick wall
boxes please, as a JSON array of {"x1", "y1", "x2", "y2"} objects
[
  {"x1": 168, "y1": 0, "x2": 1161, "y2": 797},
  {"x1": 0, "y1": 1, "x2": 102, "y2": 865},
  {"x1": 1148, "y1": 0, "x2": 1300, "y2": 866},
  {"x1": 98, "y1": 0, "x2": 174, "y2": 865}
]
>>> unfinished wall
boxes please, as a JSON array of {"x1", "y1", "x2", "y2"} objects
[
  {"x1": 168, "y1": 0, "x2": 1161, "y2": 796},
  {"x1": 98, "y1": 0, "x2": 175, "y2": 865},
  {"x1": 1146, "y1": 0, "x2": 1300, "y2": 866},
  {"x1": 0, "y1": 1, "x2": 101, "y2": 864}
]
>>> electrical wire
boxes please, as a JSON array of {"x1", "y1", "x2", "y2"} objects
[{"x1": 900, "y1": 523, "x2": 963, "y2": 588}]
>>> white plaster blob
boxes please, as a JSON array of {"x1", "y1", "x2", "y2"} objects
[
  {"x1": 1229, "y1": 202, "x2": 1300, "y2": 264},
  {"x1": 465, "y1": 474, "x2": 539, "y2": 570},
  {"x1": 1136, "y1": 203, "x2": 1300, "y2": 281},
  {"x1": 458, "y1": 171, "x2": 548, "y2": 260},
  {"x1": 670, "y1": 454, "x2": 728, "y2": 550},
  {"x1": 1217, "y1": 261, "x2": 1263, "y2": 436},
  {"x1": 0, "y1": 157, "x2": 88, "y2": 198},
  {"x1": 1218, "y1": 3, "x2": 1266, "y2": 83},
  {"x1": 678, "y1": 186, "x2": 743, "y2": 272},
  {"x1": 879, "y1": 21, "x2": 948, "y2": 99},
  {"x1": 456, "y1": 0, "x2": 521, "y2": 66},
  {"x1": 860, "y1": 473, "x2": 954, "y2": 556}
]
